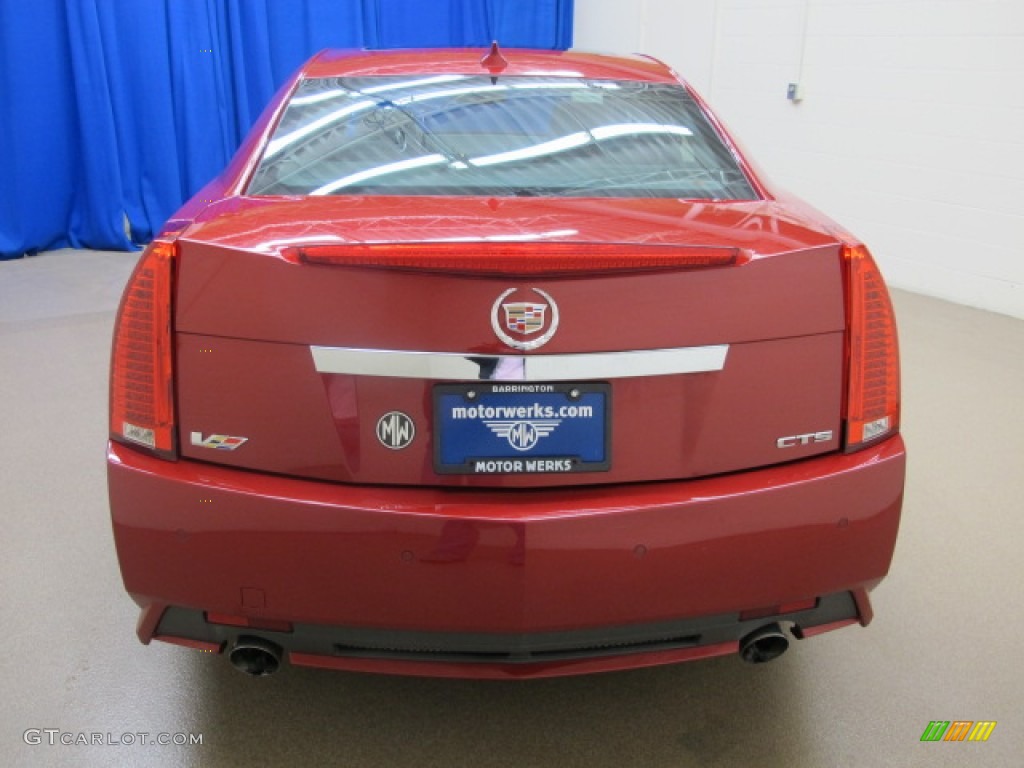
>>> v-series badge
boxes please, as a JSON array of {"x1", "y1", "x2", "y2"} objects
[
  {"x1": 190, "y1": 432, "x2": 248, "y2": 451},
  {"x1": 776, "y1": 430, "x2": 833, "y2": 448}
]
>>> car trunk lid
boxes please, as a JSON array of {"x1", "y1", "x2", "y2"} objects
[{"x1": 173, "y1": 196, "x2": 846, "y2": 487}]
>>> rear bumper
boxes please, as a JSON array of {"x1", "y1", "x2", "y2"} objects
[{"x1": 108, "y1": 435, "x2": 905, "y2": 679}]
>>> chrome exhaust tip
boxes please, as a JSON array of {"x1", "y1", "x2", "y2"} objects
[
  {"x1": 739, "y1": 623, "x2": 789, "y2": 664},
  {"x1": 228, "y1": 636, "x2": 283, "y2": 677}
]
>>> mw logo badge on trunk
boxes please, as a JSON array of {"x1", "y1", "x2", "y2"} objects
[
  {"x1": 376, "y1": 411, "x2": 415, "y2": 450},
  {"x1": 491, "y1": 288, "x2": 559, "y2": 350}
]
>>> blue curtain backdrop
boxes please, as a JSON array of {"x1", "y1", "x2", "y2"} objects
[{"x1": 0, "y1": 0, "x2": 573, "y2": 260}]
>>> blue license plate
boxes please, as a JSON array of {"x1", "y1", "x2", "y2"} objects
[{"x1": 434, "y1": 382, "x2": 610, "y2": 474}]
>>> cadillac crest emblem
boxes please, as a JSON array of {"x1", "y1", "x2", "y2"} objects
[
  {"x1": 491, "y1": 288, "x2": 559, "y2": 350},
  {"x1": 503, "y1": 302, "x2": 547, "y2": 335}
]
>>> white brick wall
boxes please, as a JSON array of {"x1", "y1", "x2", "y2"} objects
[{"x1": 574, "y1": 0, "x2": 1024, "y2": 318}]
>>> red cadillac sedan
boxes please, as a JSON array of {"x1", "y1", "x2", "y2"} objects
[{"x1": 107, "y1": 46, "x2": 905, "y2": 679}]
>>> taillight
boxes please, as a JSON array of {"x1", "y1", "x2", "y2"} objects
[
  {"x1": 285, "y1": 242, "x2": 746, "y2": 276},
  {"x1": 841, "y1": 243, "x2": 900, "y2": 451},
  {"x1": 109, "y1": 240, "x2": 177, "y2": 458}
]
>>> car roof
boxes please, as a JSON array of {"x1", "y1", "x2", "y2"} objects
[{"x1": 302, "y1": 47, "x2": 679, "y2": 84}]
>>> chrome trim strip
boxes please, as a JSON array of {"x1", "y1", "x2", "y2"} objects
[{"x1": 310, "y1": 345, "x2": 728, "y2": 381}]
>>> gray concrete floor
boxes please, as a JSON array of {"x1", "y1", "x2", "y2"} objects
[{"x1": 1, "y1": 248, "x2": 1021, "y2": 767}]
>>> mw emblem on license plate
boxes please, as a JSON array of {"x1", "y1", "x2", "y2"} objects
[{"x1": 484, "y1": 419, "x2": 561, "y2": 451}]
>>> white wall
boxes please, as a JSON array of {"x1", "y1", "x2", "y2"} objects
[
  {"x1": 574, "y1": 0, "x2": 719, "y2": 94},
  {"x1": 573, "y1": 0, "x2": 1024, "y2": 319}
]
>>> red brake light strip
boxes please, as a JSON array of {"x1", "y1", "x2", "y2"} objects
[{"x1": 286, "y1": 242, "x2": 745, "y2": 276}]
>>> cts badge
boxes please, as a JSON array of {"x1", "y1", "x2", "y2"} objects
[
  {"x1": 776, "y1": 430, "x2": 833, "y2": 448},
  {"x1": 376, "y1": 411, "x2": 415, "y2": 450},
  {"x1": 491, "y1": 288, "x2": 559, "y2": 350}
]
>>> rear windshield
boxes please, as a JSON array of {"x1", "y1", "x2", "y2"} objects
[{"x1": 248, "y1": 75, "x2": 757, "y2": 200}]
